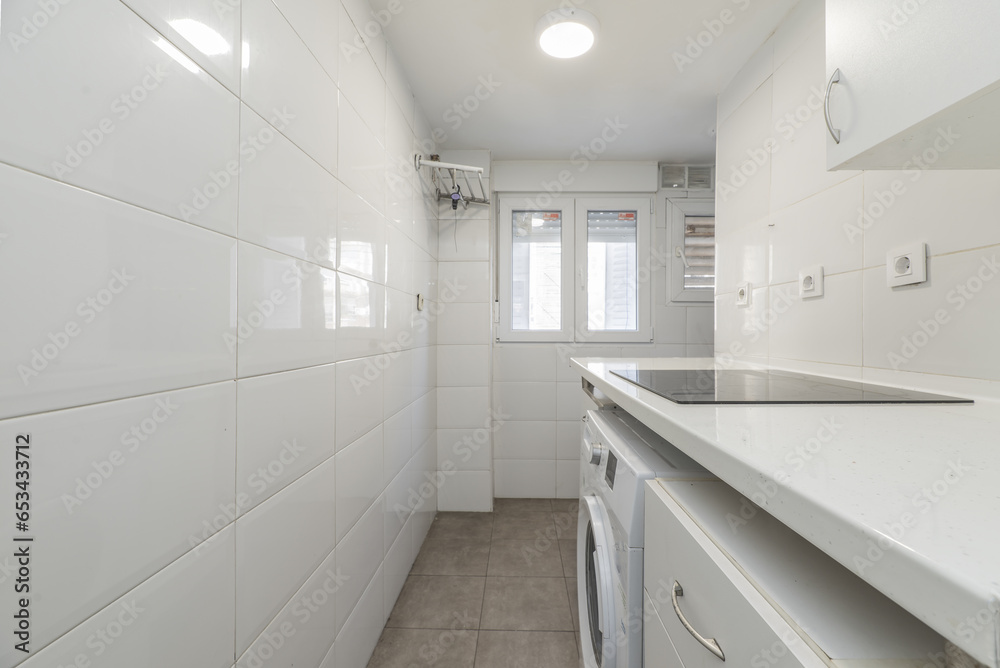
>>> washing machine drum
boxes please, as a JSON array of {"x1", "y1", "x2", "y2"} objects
[{"x1": 579, "y1": 494, "x2": 618, "y2": 668}]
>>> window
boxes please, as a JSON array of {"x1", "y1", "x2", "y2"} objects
[
  {"x1": 666, "y1": 197, "x2": 715, "y2": 302},
  {"x1": 498, "y1": 195, "x2": 652, "y2": 342},
  {"x1": 511, "y1": 211, "x2": 564, "y2": 331}
]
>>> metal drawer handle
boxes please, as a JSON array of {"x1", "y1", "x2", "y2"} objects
[
  {"x1": 672, "y1": 581, "x2": 725, "y2": 661},
  {"x1": 824, "y1": 68, "x2": 842, "y2": 144}
]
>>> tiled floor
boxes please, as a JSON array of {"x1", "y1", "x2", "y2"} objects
[{"x1": 368, "y1": 498, "x2": 581, "y2": 668}]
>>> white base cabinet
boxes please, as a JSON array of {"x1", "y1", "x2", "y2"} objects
[
  {"x1": 644, "y1": 480, "x2": 945, "y2": 668},
  {"x1": 825, "y1": 0, "x2": 1000, "y2": 170}
]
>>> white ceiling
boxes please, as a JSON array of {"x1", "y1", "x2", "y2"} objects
[{"x1": 370, "y1": 0, "x2": 800, "y2": 162}]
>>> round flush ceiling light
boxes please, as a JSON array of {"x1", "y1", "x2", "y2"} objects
[{"x1": 536, "y1": 8, "x2": 599, "y2": 59}]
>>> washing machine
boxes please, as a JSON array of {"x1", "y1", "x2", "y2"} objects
[{"x1": 578, "y1": 409, "x2": 712, "y2": 668}]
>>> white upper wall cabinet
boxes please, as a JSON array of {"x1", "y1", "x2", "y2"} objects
[{"x1": 826, "y1": 0, "x2": 1000, "y2": 169}]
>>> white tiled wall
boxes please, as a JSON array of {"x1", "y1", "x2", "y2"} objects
[
  {"x1": 436, "y1": 157, "x2": 716, "y2": 502},
  {"x1": 435, "y1": 150, "x2": 496, "y2": 511},
  {"x1": 0, "y1": 1, "x2": 439, "y2": 666},
  {"x1": 714, "y1": 0, "x2": 1000, "y2": 393}
]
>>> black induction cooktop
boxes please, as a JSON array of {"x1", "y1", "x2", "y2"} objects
[{"x1": 609, "y1": 369, "x2": 972, "y2": 405}]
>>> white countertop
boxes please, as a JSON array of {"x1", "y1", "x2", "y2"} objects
[{"x1": 572, "y1": 357, "x2": 1000, "y2": 667}]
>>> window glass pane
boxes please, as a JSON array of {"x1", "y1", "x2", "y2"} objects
[
  {"x1": 587, "y1": 210, "x2": 637, "y2": 331},
  {"x1": 511, "y1": 211, "x2": 562, "y2": 331},
  {"x1": 683, "y1": 215, "x2": 715, "y2": 291}
]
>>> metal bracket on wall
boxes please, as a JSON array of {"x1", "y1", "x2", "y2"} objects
[{"x1": 414, "y1": 154, "x2": 491, "y2": 208}]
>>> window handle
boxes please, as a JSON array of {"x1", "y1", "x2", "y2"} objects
[{"x1": 674, "y1": 246, "x2": 691, "y2": 269}]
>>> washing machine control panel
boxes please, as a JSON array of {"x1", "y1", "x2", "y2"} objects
[{"x1": 605, "y1": 451, "x2": 618, "y2": 490}]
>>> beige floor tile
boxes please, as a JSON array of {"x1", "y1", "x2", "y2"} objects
[
  {"x1": 487, "y1": 540, "x2": 564, "y2": 577},
  {"x1": 412, "y1": 537, "x2": 490, "y2": 576},
  {"x1": 387, "y1": 575, "x2": 485, "y2": 629},
  {"x1": 474, "y1": 630, "x2": 578, "y2": 668},
  {"x1": 481, "y1": 577, "x2": 574, "y2": 631},
  {"x1": 367, "y1": 628, "x2": 478, "y2": 668}
]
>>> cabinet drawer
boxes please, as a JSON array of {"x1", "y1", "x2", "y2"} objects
[
  {"x1": 644, "y1": 589, "x2": 684, "y2": 668},
  {"x1": 645, "y1": 484, "x2": 827, "y2": 668}
]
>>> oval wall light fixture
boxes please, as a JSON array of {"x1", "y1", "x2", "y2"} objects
[{"x1": 536, "y1": 8, "x2": 599, "y2": 59}]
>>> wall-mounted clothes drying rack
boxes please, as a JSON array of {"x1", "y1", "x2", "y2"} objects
[{"x1": 414, "y1": 155, "x2": 490, "y2": 209}]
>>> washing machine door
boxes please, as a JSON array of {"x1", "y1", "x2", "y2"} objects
[{"x1": 578, "y1": 494, "x2": 617, "y2": 668}]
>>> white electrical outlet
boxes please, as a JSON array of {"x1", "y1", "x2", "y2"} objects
[
  {"x1": 736, "y1": 282, "x2": 751, "y2": 308},
  {"x1": 799, "y1": 265, "x2": 825, "y2": 299},
  {"x1": 887, "y1": 243, "x2": 928, "y2": 288}
]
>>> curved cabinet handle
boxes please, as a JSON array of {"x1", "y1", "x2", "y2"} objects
[
  {"x1": 671, "y1": 581, "x2": 725, "y2": 661},
  {"x1": 824, "y1": 68, "x2": 842, "y2": 144}
]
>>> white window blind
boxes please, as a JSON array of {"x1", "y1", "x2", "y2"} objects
[{"x1": 682, "y1": 215, "x2": 715, "y2": 291}]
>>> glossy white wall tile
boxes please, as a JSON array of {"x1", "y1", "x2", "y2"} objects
[
  {"x1": 437, "y1": 261, "x2": 491, "y2": 303},
  {"x1": 338, "y1": 275, "x2": 386, "y2": 361},
  {"x1": 336, "y1": 357, "x2": 385, "y2": 450},
  {"x1": 768, "y1": 273, "x2": 863, "y2": 367},
  {"x1": 335, "y1": 426, "x2": 384, "y2": 542},
  {"x1": 863, "y1": 248, "x2": 1000, "y2": 381},
  {"x1": 556, "y1": 460, "x2": 580, "y2": 499},
  {"x1": 271, "y1": 0, "x2": 341, "y2": 81},
  {"x1": 556, "y1": 421, "x2": 581, "y2": 460},
  {"x1": 438, "y1": 428, "x2": 493, "y2": 471},
  {"x1": 238, "y1": 104, "x2": 339, "y2": 269},
  {"x1": 493, "y1": 345, "x2": 558, "y2": 382},
  {"x1": 234, "y1": 456, "x2": 336, "y2": 654},
  {"x1": 330, "y1": 567, "x2": 385, "y2": 668},
  {"x1": 383, "y1": 521, "x2": 415, "y2": 614},
  {"x1": 715, "y1": 4, "x2": 1000, "y2": 395},
  {"x1": 494, "y1": 422, "x2": 557, "y2": 461},
  {"x1": 493, "y1": 382, "x2": 557, "y2": 422},
  {"x1": 768, "y1": 176, "x2": 864, "y2": 285},
  {"x1": 438, "y1": 345, "x2": 490, "y2": 386},
  {"x1": 495, "y1": 460, "x2": 557, "y2": 499},
  {"x1": 0, "y1": 165, "x2": 236, "y2": 419},
  {"x1": 2, "y1": 0, "x2": 440, "y2": 665},
  {"x1": 384, "y1": 404, "x2": 413, "y2": 480},
  {"x1": 16, "y1": 527, "x2": 235, "y2": 668},
  {"x1": 339, "y1": 98, "x2": 387, "y2": 214},
  {"x1": 438, "y1": 218, "x2": 491, "y2": 262},
  {"x1": 715, "y1": 80, "x2": 773, "y2": 227},
  {"x1": 714, "y1": 214, "x2": 770, "y2": 296},
  {"x1": 338, "y1": 3, "x2": 386, "y2": 145},
  {"x1": 241, "y1": 0, "x2": 339, "y2": 173},
  {"x1": 437, "y1": 386, "x2": 490, "y2": 429},
  {"x1": 236, "y1": 364, "x2": 337, "y2": 512},
  {"x1": 861, "y1": 170, "x2": 1000, "y2": 268},
  {"x1": 120, "y1": 0, "x2": 242, "y2": 93},
  {"x1": 386, "y1": 47, "x2": 416, "y2": 129},
  {"x1": 335, "y1": 501, "x2": 384, "y2": 634},
  {"x1": 234, "y1": 546, "x2": 339, "y2": 668},
  {"x1": 383, "y1": 349, "x2": 415, "y2": 417},
  {"x1": 339, "y1": 181, "x2": 388, "y2": 282},
  {"x1": 436, "y1": 302, "x2": 491, "y2": 345},
  {"x1": 438, "y1": 471, "x2": 493, "y2": 512},
  {"x1": 236, "y1": 242, "x2": 338, "y2": 377},
  {"x1": 0, "y1": 0, "x2": 240, "y2": 236},
  {"x1": 0, "y1": 383, "x2": 235, "y2": 660}
]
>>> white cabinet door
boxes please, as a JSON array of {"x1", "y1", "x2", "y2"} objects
[{"x1": 826, "y1": 0, "x2": 1000, "y2": 170}]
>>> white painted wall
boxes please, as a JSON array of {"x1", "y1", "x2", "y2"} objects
[
  {"x1": 714, "y1": 0, "x2": 1000, "y2": 396},
  {"x1": 0, "y1": 1, "x2": 439, "y2": 666}
]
